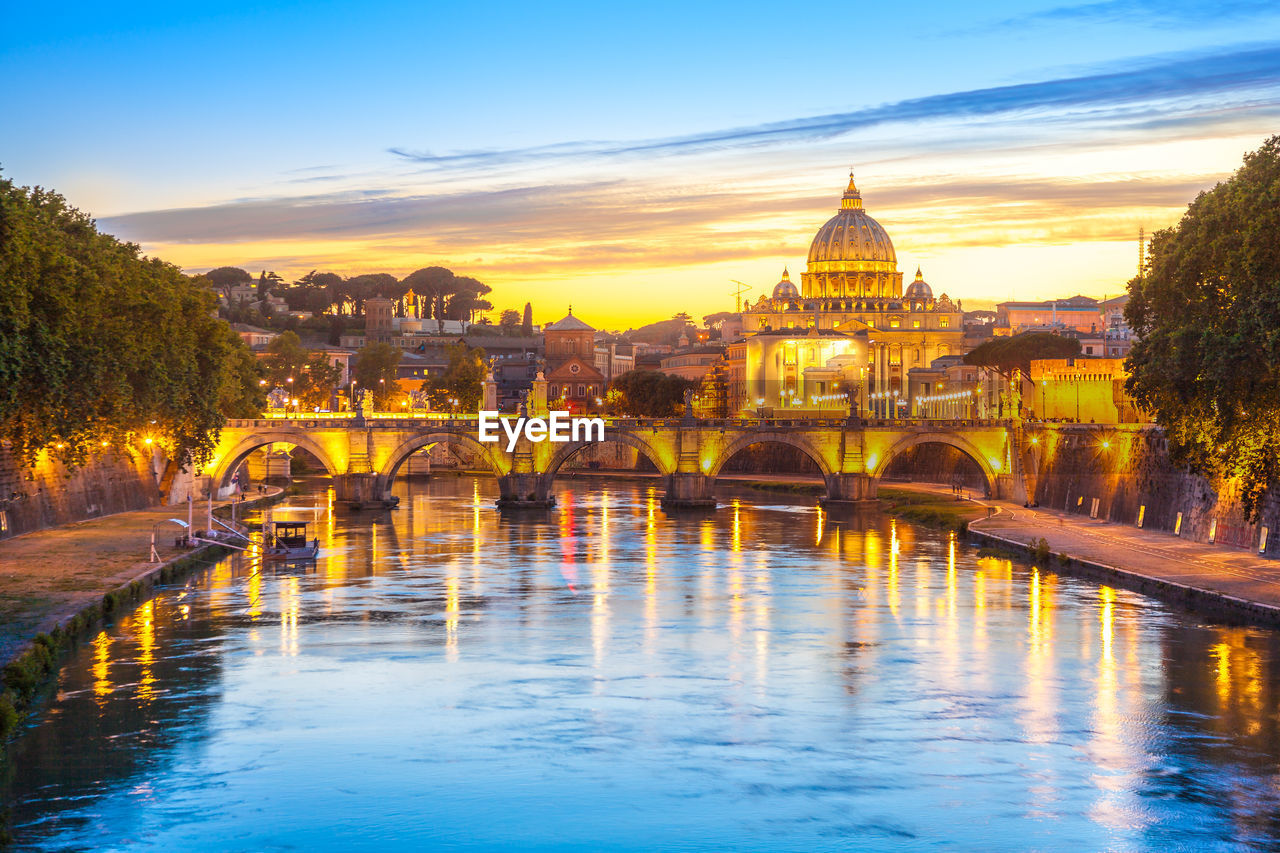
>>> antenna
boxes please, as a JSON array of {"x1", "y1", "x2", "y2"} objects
[{"x1": 729, "y1": 280, "x2": 753, "y2": 313}]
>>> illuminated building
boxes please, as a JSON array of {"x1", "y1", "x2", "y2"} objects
[
  {"x1": 1029, "y1": 358, "x2": 1147, "y2": 424},
  {"x1": 739, "y1": 175, "x2": 965, "y2": 416},
  {"x1": 544, "y1": 309, "x2": 606, "y2": 410}
]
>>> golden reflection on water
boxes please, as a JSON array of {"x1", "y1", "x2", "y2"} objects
[
  {"x1": 55, "y1": 479, "x2": 1280, "y2": 848},
  {"x1": 280, "y1": 576, "x2": 300, "y2": 656},
  {"x1": 92, "y1": 631, "x2": 111, "y2": 700},
  {"x1": 134, "y1": 600, "x2": 156, "y2": 703}
]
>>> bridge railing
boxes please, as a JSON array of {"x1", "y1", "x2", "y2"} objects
[{"x1": 227, "y1": 415, "x2": 1018, "y2": 431}]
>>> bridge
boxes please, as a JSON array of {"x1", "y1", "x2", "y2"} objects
[{"x1": 204, "y1": 415, "x2": 1030, "y2": 510}]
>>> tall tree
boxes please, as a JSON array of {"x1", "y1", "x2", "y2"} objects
[
  {"x1": 352, "y1": 342, "x2": 403, "y2": 407},
  {"x1": 1125, "y1": 135, "x2": 1280, "y2": 519},
  {"x1": 521, "y1": 302, "x2": 533, "y2": 336},
  {"x1": 262, "y1": 331, "x2": 341, "y2": 409},
  {"x1": 424, "y1": 343, "x2": 487, "y2": 411},
  {"x1": 402, "y1": 266, "x2": 457, "y2": 332},
  {"x1": 499, "y1": 309, "x2": 521, "y2": 330},
  {"x1": 607, "y1": 370, "x2": 697, "y2": 417},
  {"x1": 205, "y1": 266, "x2": 252, "y2": 300},
  {"x1": 0, "y1": 176, "x2": 256, "y2": 468}
]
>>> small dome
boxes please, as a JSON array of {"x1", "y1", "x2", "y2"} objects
[
  {"x1": 772, "y1": 268, "x2": 800, "y2": 299},
  {"x1": 904, "y1": 267, "x2": 933, "y2": 300}
]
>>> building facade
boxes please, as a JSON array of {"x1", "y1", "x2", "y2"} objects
[{"x1": 737, "y1": 175, "x2": 966, "y2": 417}]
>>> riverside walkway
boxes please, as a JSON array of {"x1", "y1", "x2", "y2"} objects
[
  {"x1": 960, "y1": 489, "x2": 1280, "y2": 623},
  {"x1": 0, "y1": 490, "x2": 279, "y2": 664}
]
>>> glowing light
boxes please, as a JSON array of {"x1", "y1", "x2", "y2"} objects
[
  {"x1": 144, "y1": 437, "x2": 154, "y2": 445},
  {"x1": 1029, "y1": 437, "x2": 1039, "y2": 445},
  {"x1": 989, "y1": 456, "x2": 1002, "y2": 472}
]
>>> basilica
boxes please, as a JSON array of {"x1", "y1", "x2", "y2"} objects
[{"x1": 738, "y1": 174, "x2": 966, "y2": 417}]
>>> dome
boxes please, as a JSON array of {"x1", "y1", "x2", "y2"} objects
[
  {"x1": 904, "y1": 267, "x2": 933, "y2": 300},
  {"x1": 806, "y1": 174, "x2": 897, "y2": 269},
  {"x1": 802, "y1": 173, "x2": 903, "y2": 299},
  {"x1": 772, "y1": 268, "x2": 799, "y2": 299}
]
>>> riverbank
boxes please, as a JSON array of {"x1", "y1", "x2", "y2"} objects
[
  {"x1": 910, "y1": 484, "x2": 1280, "y2": 627},
  {"x1": 0, "y1": 487, "x2": 285, "y2": 748}
]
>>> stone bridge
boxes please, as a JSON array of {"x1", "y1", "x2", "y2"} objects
[{"x1": 204, "y1": 415, "x2": 1028, "y2": 509}]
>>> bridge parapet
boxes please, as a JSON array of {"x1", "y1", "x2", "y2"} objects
[{"x1": 211, "y1": 416, "x2": 1025, "y2": 509}]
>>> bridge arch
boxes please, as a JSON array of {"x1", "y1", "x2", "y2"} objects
[
  {"x1": 543, "y1": 429, "x2": 675, "y2": 482},
  {"x1": 211, "y1": 431, "x2": 341, "y2": 487},
  {"x1": 870, "y1": 432, "x2": 999, "y2": 496},
  {"x1": 379, "y1": 430, "x2": 506, "y2": 488},
  {"x1": 707, "y1": 431, "x2": 835, "y2": 480}
]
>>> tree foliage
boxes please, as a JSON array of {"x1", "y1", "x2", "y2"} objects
[
  {"x1": 352, "y1": 342, "x2": 402, "y2": 407},
  {"x1": 607, "y1": 370, "x2": 696, "y2": 417},
  {"x1": 1125, "y1": 135, "x2": 1280, "y2": 519},
  {"x1": 262, "y1": 331, "x2": 342, "y2": 409},
  {"x1": 0, "y1": 176, "x2": 260, "y2": 468},
  {"x1": 963, "y1": 332, "x2": 1081, "y2": 378},
  {"x1": 423, "y1": 343, "x2": 487, "y2": 411}
]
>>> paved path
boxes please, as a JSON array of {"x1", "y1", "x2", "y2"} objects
[
  {"x1": 0, "y1": 490, "x2": 279, "y2": 664},
  {"x1": 909, "y1": 483, "x2": 1280, "y2": 618}
]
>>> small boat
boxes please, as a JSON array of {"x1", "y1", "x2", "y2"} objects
[{"x1": 264, "y1": 521, "x2": 320, "y2": 562}]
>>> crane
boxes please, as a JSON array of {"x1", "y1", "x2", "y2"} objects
[{"x1": 729, "y1": 280, "x2": 753, "y2": 313}]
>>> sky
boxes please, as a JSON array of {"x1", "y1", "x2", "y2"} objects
[{"x1": 3, "y1": 1, "x2": 1279, "y2": 328}]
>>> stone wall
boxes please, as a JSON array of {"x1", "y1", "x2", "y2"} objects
[
  {"x1": 0, "y1": 445, "x2": 161, "y2": 539},
  {"x1": 1027, "y1": 425, "x2": 1280, "y2": 556}
]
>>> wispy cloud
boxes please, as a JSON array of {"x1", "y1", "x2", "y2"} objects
[
  {"x1": 996, "y1": 0, "x2": 1280, "y2": 29},
  {"x1": 386, "y1": 43, "x2": 1280, "y2": 173}
]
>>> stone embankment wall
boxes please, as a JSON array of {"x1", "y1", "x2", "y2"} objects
[
  {"x1": 1026, "y1": 425, "x2": 1280, "y2": 556},
  {"x1": 0, "y1": 445, "x2": 161, "y2": 540}
]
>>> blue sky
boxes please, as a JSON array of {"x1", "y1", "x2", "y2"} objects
[{"x1": 3, "y1": 1, "x2": 1279, "y2": 325}]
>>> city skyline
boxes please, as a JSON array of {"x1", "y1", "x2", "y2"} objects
[{"x1": 4, "y1": 2, "x2": 1279, "y2": 326}]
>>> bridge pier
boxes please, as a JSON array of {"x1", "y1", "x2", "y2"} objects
[
  {"x1": 333, "y1": 473, "x2": 399, "y2": 511},
  {"x1": 496, "y1": 473, "x2": 555, "y2": 509},
  {"x1": 662, "y1": 473, "x2": 716, "y2": 509},
  {"x1": 820, "y1": 473, "x2": 878, "y2": 506}
]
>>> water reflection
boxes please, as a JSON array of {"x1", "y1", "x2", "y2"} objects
[{"x1": 5, "y1": 477, "x2": 1280, "y2": 851}]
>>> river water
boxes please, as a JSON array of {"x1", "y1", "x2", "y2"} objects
[{"x1": 4, "y1": 477, "x2": 1280, "y2": 851}]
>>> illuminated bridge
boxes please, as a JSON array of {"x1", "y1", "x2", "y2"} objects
[{"x1": 205, "y1": 415, "x2": 1030, "y2": 509}]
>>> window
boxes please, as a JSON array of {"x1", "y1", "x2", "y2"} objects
[
  {"x1": 889, "y1": 317, "x2": 901, "y2": 329},
  {"x1": 940, "y1": 317, "x2": 950, "y2": 328},
  {"x1": 912, "y1": 320, "x2": 920, "y2": 329},
  {"x1": 577, "y1": 384, "x2": 586, "y2": 397}
]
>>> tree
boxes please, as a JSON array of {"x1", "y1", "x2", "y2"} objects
[
  {"x1": 402, "y1": 266, "x2": 457, "y2": 332},
  {"x1": 0, "y1": 176, "x2": 253, "y2": 469},
  {"x1": 963, "y1": 332, "x2": 1081, "y2": 378},
  {"x1": 352, "y1": 342, "x2": 403, "y2": 407},
  {"x1": 607, "y1": 370, "x2": 697, "y2": 417},
  {"x1": 446, "y1": 275, "x2": 493, "y2": 322},
  {"x1": 205, "y1": 266, "x2": 252, "y2": 300},
  {"x1": 964, "y1": 332, "x2": 1080, "y2": 417},
  {"x1": 424, "y1": 343, "x2": 487, "y2": 411},
  {"x1": 521, "y1": 302, "x2": 533, "y2": 336},
  {"x1": 1125, "y1": 135, "x2": 1280, "y2": 519},
  {"x1": 262, "y1": 331, "x2": 341, "y2": 409},
  {"x1": 499, "y1": 309, "x2": 521, "y2": 330}
]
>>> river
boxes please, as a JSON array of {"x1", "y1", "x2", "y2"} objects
[{"x1": 4, "y1": 477, "x2": 1280, "y2": 851}]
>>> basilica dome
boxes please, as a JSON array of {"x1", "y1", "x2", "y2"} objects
[
  {"x1": 802, "y1": 174, "x2": 903, "y2": 299},
  {"x1": 772, "y1": 268, "x2": 799, "y2": 299},
  {"x1": 904, "y1": 268, "x2": 933, "y2": 300}
]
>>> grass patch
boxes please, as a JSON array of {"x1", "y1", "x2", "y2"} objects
[
  {"x1": 878, "y1": 487, "x2": 988, "y2": 533},
  {"x1": 742, "y1": 481, "x2": 825, "y2": 495}
]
